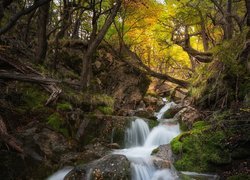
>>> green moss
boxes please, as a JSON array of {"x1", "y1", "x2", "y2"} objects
[
  {"x1": 151, "y1": 147, "x2": 159, "y2": 155},
  {"x1": 56, "y1": 102, "x2": 72, "y2": 111},
  {"x1": 47, "y1": 113, "x2": 69, "y2": 137},
  {"x1": 97, "y1": 106, "x2": 114, "y2": 115},
  {"x1": 171, "y1": 136, "x2": 183, "y2": 154},
  {"x1": 171, "y1": 127, "x2": 231, "y2": 172},
  {"x1": 192, "y1": 121, "x2": 208, "y2": 129},
  {"x1": 148, "y1": 119, "x2": 158, "y2": 129},
  {"x1": 227, "y1": 174, "x2": 250, "y2": 180},
  {"x1": 47, "y1": 113, "x2": 62, "y2": 129},
  {"x1": 91, "y1": 94, "x2": 114, "y2": 107},
  {"x1": 20, "y1": 84, "x2": 48, "y2": 111}
]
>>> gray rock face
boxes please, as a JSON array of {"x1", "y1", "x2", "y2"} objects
[
  {"x1": 65, "y1": 154, "x2": 131, "y2": 180},
  {"x1": 152, "y1": 144, "x2": 174, "y2": 169},
  {"x1": 174, "y1": 106, "x2": 202, "y2": 129}
]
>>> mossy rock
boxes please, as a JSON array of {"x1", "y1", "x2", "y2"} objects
[
  {"x1": 171, "y1": 123, "x2": 231, "y2": 172},
  {"x1": 97, "y1": 106, "x2": 114, "y2": 115},
  {"x1": 162, "y1": 108, "x2": 178, "y2": 119},
  {"x1": 151, "y1": 147, "x2": 159, "y2": 155},
  {"x1": 148, "y1": 119, "x2": 159, "y2": 129}
]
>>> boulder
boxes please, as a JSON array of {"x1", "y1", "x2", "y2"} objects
[
  {"x1": 133, "y1": 109, "x2": 155, "y2": 119},
  {"x1": 162, "y1": 104, "x2": 183, "y2": 119},
  {"x1": 152, "y1": 144, "x2": 174, "y2": 169},
  {"x1": 19, "y1": 126, "x2": 70, "y2": 160},
  {"x1": 174, "y1": 106, "x2": 202, "y2": 130},
  {"x1": 65, "y1": 154, "x2": 131, "y2": 180}
]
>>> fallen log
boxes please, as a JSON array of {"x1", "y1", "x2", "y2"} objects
[
  {"x1": 0, "y1": 71, "x2": 60, "y2": 84},
  {"x1": 0, "y1": 54, "x2": 62, "y2": 105}
]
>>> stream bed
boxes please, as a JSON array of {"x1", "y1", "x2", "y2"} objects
[{"x1": 47, "y1": 101, "x2": 219, "y2": 180}]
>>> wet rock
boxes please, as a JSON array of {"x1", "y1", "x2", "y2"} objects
[
  {"x1": 174, "y1": 106, "x2": 202, "y2": 130},
  {"x1": 133, "y1": 109, "x2": 155, "y2": 119},
  {"x1": 143, "y1": 95, "x2": 164, "y2": 111},
  {"x1": 153, "y1": 157, "x2": 171, "y2": 169},
  {"x1": 162, "y1": 104, "x2": 183, "y2": 119},
  {"x1": 65, "y1": 154, "x2": 131, "y2": 180},
  {"x1": 152, "y1": 144, "x2": 174, "y2": 169},
  {"x1": 107, "y1": 143, "x2": 121, "y2": 149},
  {"x1": 76, "y1": 115, "x2": 131, "y2": 146}
]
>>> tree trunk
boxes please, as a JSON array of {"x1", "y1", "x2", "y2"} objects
[
  {"x1": 225, "y1": 0, "x2": 233, "y2": 39},
  {"x1": 246, "y1": 0, "x2": 250, "y2": 26},
  {"x1": 36, "y1": 2, "x2": 50, "y2": 64},
  {"x1": 80, "y1": 0, "x2": 122, "y2": 89}
]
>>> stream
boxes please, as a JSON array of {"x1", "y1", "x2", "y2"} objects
[
  {"x1": 48, "y1": 101, "x2": 219, "y2": 180},
  {"x1": 113, "y1": 101, "x2": 180, "y2": 180}
]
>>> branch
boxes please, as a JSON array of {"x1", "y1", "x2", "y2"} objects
[
  {"x1": 104, "y1": 40, "x2": 189, "y2": 88},
  {"x1": 0, "y1": 0, "x2": 52, "y2": 35},
  {"x1": 0, "y1": 71, "x2": 60, "y2": 84}
]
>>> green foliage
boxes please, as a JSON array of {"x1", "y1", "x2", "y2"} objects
[
  {"x1": 97, "y1": 106, "x2": 114, "y2": 115},
  {"x1": 47, "y1": 113, "x2": 62, "y2": 130},
  {"x1": 56, "y1": 102, "x2": 72, "y2": 111},
  {"x1": 47, "y1": 113, "x2": 69, "y2": 137},
  {"x1": 171, "y1": 122, "x2": 231, "y2": 172},
  {"x1": 189, "y1": 29, "x2": 250, "y2": 108},
  {"x1": 148, "y1": 119, "x2": 159, "y2": 129},
  {"x1": 20, "y1": 84, "x2": 48, "y2": 111}
]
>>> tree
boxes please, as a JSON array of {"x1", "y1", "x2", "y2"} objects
[
  {"x1": 36, "y1": 1, "x2": 50, "y2": 64},
  {"x1": 80, "y1": 0, "x2": 122, "y2": 89}
]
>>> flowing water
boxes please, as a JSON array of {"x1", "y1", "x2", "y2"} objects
[
  {"x1": 48, "y1": 101, "x2": 219, "y2": 180},
  {"x1": 114, "y1": 102, "x2": 180, "y2": 180}
]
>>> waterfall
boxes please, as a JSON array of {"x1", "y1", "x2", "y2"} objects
[
  {"x1": 114, "y1": 101, "x2": 180, "y2": 180},
  {"x1": 125, "y1": 118, "x2": 150, "y2": 147},
  {"x1": 47, "y1": 167, "x2": 73, "y2": 180},
  {"x1": 155, "y1": 101, "x2": 175, "y2": 120}
]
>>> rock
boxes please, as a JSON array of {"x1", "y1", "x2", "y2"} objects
[
  {"x1": 174, "y1": 106, "x2": 202, "y2": 130},
  {"x1": 153, "y1": 157, "x2": 171, "y2": 169},
  {"x1": 107, "y1": 143, "x2": 121, "y2": 149},
  {"x1": 76, "y1": 115, "x2": 131, "y2": 146},
  {"x1": 133, "y1": 109, "x2": 155, "y2": 119},
  {"x1": 65, "y1": 154, "x2": 131, "y2": 180},
  {"x1": 143, "y1": 95, "x2": 164, "y2": 111},
  {"x1": 19, "y1": 126, "x2": 70, "y2": 160},
  {"x1": 162, "y1": 104, "x2": 183, "y2": 119},
  {"x1": 152, "y1": 145, "x2": 174, "y2": 169}
]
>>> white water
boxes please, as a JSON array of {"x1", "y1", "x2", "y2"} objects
[
  {"x1": 114, "y1": 101, "x2": 180, "y2": 180},
  {"x1": 155, "y1": 102, "x2": 176, "y2": 120},
  {"x1": 46, "y1": 167, "x2": 73, "y2": 180},
  {"x1": 125, "y1": 118, "x2": 150, "y2": 147}
]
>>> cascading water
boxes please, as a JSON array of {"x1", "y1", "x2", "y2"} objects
[
  {"x1": 47, "y1": 100, "x2": 219, "y2": 180},
  {"x1": 114, "y1": 101, "x2": 180, "y2": 180},
  {"x1": 125, "y1": 118, "x2": 150, "y2": 147}
]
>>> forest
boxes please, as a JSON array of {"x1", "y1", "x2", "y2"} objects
[{"x1": 0, "y1": 0, "x2": 249, "y2": 179}]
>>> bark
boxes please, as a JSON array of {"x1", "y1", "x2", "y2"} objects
[
  {"x1": 0, "y1": 0, "x2": 52, "y2": 35},
  {"x1": 0, "y1": 72, "x2": 60, "y2": 84},
  {"x1": 173, "y1": 27, "x2": 213, "y2": 63},
  {"x1": 246, "y1": 0, "x2": 250, "y2": 26},
  {"x1": 36, "y1": 2, "x2": 50, "y2": 64},
  {"x1": 80, "y1": 0, "x2": 122, "y2": 89},
  {"x1": 121, "y1": 45, "x2": 190, "y2": 88},
  {"x1": 104, "y1": 41, "x2": 189, "y2": 88},
  {"x1": 225, "y1": 0, "x2": 233, "y2": 39}
]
